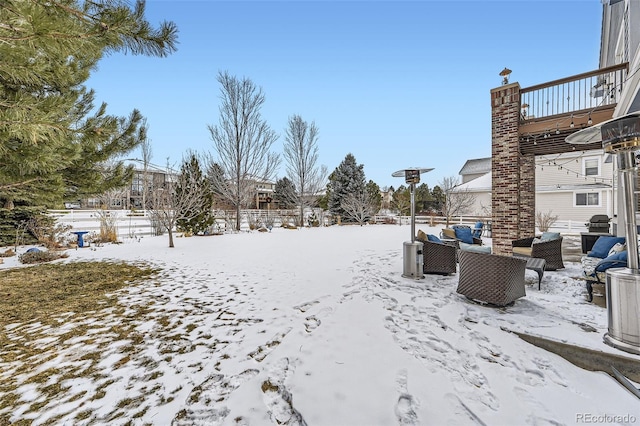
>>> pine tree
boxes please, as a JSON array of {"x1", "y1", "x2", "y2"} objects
[
  {"x1": 175, "y1": 152, "x2": 214, "y2": 235},
  {"x1": 0, "y1": 0, "x2": 178, "y2": 208},
  {"x1": 273, "y1": 177, "x2": 297, "y2": 210},
  {"x1": 415, "y1": 183, "x2": 432, "y2": 212},
  {"x1": 365, "y1": 180, "x2": 382, "y2": 215},
  {"x1": 431, "y1": 185, "x2": 445, "y2": 214},
  {"x1": 327, "y1": 153, "x2": 366, "y2": 221}
]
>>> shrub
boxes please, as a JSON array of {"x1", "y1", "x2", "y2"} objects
[
  {"x1": 26, "y1": 216, "x2": 72, "y2": 249},
  {"x1": 19, "y1": 250, "x2": 69, "y2": 264},
  {"x1": 94, "y1": 210, "x2": 119, "y2": 243},
  {"x1": 0, "y1": 248, "x2": 16, "y2": 257},
  {"x1": 536, "y1": 210, "x2": 559, "y2": 232}
]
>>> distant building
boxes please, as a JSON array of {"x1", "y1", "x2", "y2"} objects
[
  {"x1": 459, "y1": 158, "x2": 491, "y2": 184},
  {"x1": 83, "y1": 165, "x2": 279, "y2": 211}
]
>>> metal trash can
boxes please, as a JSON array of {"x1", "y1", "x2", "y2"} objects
[
  {"x1": 604, "y1": 268, "x2": 640, "y2": 355},
  {"x1": 402, "y1": 241, "x2": 424, "y2": 279}
]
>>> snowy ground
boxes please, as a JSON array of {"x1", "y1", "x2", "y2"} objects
[{"x1": 1, "y1": 224, "x2": 639, "y2": 425}]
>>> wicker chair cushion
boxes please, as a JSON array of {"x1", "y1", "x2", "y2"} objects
[
  {"x1": 588, "y1": 236, "x2": 625, "y2": 258},
  {"x1": 540, "y1": 232, "x2": 561, "y2": 241},
  {"x1": 581, "y1": 255, "x2": 602, "y2": 278},
  {"x1": 441, "y1": 228, "x2": 456, "y2": 239},
  {"x1": 595, "y1": 250, "x2": 627, "y2": 272},
  {"x1": 454, "y1": 227, "x2": 474, "y2": 244},
  {"x1": 472, "y1": 221, "x2": 483, "y2": 238},
  {"x1": 512, "y1": 246, "x2": 532, "y2": 256},
  {"x1": 460, "y1": 242, "x2": 491, "y2": 253},
  {"x1": 608, "y1": 242, "x2": 626, "y2": 257},
  {"x1": 417, "y1": 229, "x2": 428, "y2": 241},
  {"x1": 427, "y1": 234, "x2": 442, "y2": 243}
]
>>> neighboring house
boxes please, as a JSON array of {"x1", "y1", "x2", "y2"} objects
[
  {"x1": 453, "y1": 171, "x2": 492, "y2": 217},
  {"x1": 253, "y1": 179, "x2": 276, "y2": 210},
  {"x1": 82, "y1": 165, "x2": 278, "y2": 211},
  {"x1": 455, "y1": 151, "x2": 615, "y2": 223},
  {"x1": 459, "y1": 158, "x2": 491, "y2": 184}
]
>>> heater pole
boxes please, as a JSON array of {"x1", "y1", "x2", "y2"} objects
[
  {"x1": 410, "y1": 183, "x2": 416, "y2": 243},
  {"x1": 617, "y1": 151, "x2": 639, "y2": 270}
]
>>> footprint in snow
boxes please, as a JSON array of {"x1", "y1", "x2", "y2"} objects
[
  {"x1": 172, "y1": 368, "x2": 259, "y2": 426},
  {"x1": 395, "y1": 369, "x2": 419, "y2": 425}
]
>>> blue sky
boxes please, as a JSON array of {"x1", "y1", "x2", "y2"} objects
[{"x1": 87, "y1": 0, "x2": 603, "y2": 189}]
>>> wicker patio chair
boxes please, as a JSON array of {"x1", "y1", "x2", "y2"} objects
[
  {"x1": 417, "y1": 238, "x2": 457, "y2": 275},
  {"x1": 456, "y1": 250, "x2": 527, "y2": 306},
  {"x1": 441, "y1": 225, "x2": 483, "y2": 245},
  {"x1": 512, "y1": 236, "x2": 565, "y2": 270}
]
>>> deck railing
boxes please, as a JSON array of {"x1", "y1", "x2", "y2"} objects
[{"x1": 520, "y1": 63, "x2": 629, "y2": 121}]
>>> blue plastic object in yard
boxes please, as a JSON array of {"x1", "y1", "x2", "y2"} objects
[{"x1": 72, "y1": 231, "x2": 89, "y2": 248}]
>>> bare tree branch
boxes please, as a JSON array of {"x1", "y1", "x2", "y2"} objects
[
  {"x1": 440, "y1": 176, "x2": 477, "y2": 227},
  {"x1": 147, "y1": 164, "x2": 205, "y2": 247},
  {"x1": 341, "y1": 190, "x2": 377, "y2": 225}
]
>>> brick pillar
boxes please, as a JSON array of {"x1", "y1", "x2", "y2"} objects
[
  {"x1": 491, "y1": 83, "x2": 535, "y2": 255},
  {"x1": 519, "y1": 153, "x2": 536, "y2": 235}
]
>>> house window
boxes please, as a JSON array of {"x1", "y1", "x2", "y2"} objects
[
  {"x1": 575, "y1": 192, "x2": 600, "y2": 207},
  {"x1": 583, "y1": 157, "x2": 600, "y2": 176}
]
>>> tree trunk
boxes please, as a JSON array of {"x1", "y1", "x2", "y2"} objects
[
  {"x1": 168, "y1": 228, "x2": 174, "y2": 248},
  {"x1": 235, "y1": 205, "x2": 241, "y2": 231}
]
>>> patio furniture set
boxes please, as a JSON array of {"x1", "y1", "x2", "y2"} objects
[{"x1": 416, "y1": 225, "x2": 567, "y2": 307}]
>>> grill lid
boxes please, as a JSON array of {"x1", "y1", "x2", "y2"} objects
[{"x1": 588, "y1": 214, "x2": 610, "y2": 224}]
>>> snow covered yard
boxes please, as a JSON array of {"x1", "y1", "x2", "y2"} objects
[{"x1": 1, "y1": 224, "x2": 638, "y2": 425}]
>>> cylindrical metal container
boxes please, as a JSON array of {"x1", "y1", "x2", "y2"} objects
[
  {"x1": 604, "y1": 268, "x2": 640, "y2": 355},
  {"x1": 402, "y1": 241, "x2": 424, "y2": 279}
]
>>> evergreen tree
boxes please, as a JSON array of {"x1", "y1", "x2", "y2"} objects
[
  {"x1": 273, "y1": 177, "x2": 297, "y2": 210},
  {"x1": 431, "y1": 185, "x2": 445, "y2": 214},
  {"x1": 365, "y1": 180, "x2": 382, "y2": 215},
  {"x1": 175, "y1": 152, "x2": 214, "y2": 234},
  {"x1": 327, "y1": 153, "x2": 365, "y2": 221},
  {"x1": 415, "y1": 183, "x2": 432, "y2": 212},
  {"x1": 0, "y1": 0, "x2": 178, "y2": 208}
]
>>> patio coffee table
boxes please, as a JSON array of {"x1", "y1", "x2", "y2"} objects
[{"x1": 525, "y1": 258, "x2": 546, "y2": 290}]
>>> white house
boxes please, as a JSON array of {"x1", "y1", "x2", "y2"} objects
[{"x1": 456, "y1": 152, "x2": 615, "y2": 223}]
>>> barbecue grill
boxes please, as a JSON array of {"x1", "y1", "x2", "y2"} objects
[{"x1": 586, "y1": 214, "x2": 611, "y2": 234}]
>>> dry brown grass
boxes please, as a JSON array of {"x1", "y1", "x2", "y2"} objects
[
  {"x1": 0, "y1": 261, "x2": 158, "y2": 326},
  {"x1": 0, "y1": 261, "x2": 159, "y2": 424}
]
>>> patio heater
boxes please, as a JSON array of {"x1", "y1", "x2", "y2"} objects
[
  {"x1": 392, "y1": 167, "x2": 434, "y2": 279},
  {"x1": 566, "y1": 111, "x2": 640, "y2": 355}
]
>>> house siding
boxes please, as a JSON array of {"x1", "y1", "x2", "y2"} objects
[
  {"x1": 458, "y1": 151, "x2": 615, "y2": 226},
  {"x1": 535, "y1": 191, "x2": 611, "y2": 224}
]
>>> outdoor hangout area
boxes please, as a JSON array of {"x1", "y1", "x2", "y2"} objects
[{"x1": 1, "y1": 223, "x2": 639, "y2": 424}]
